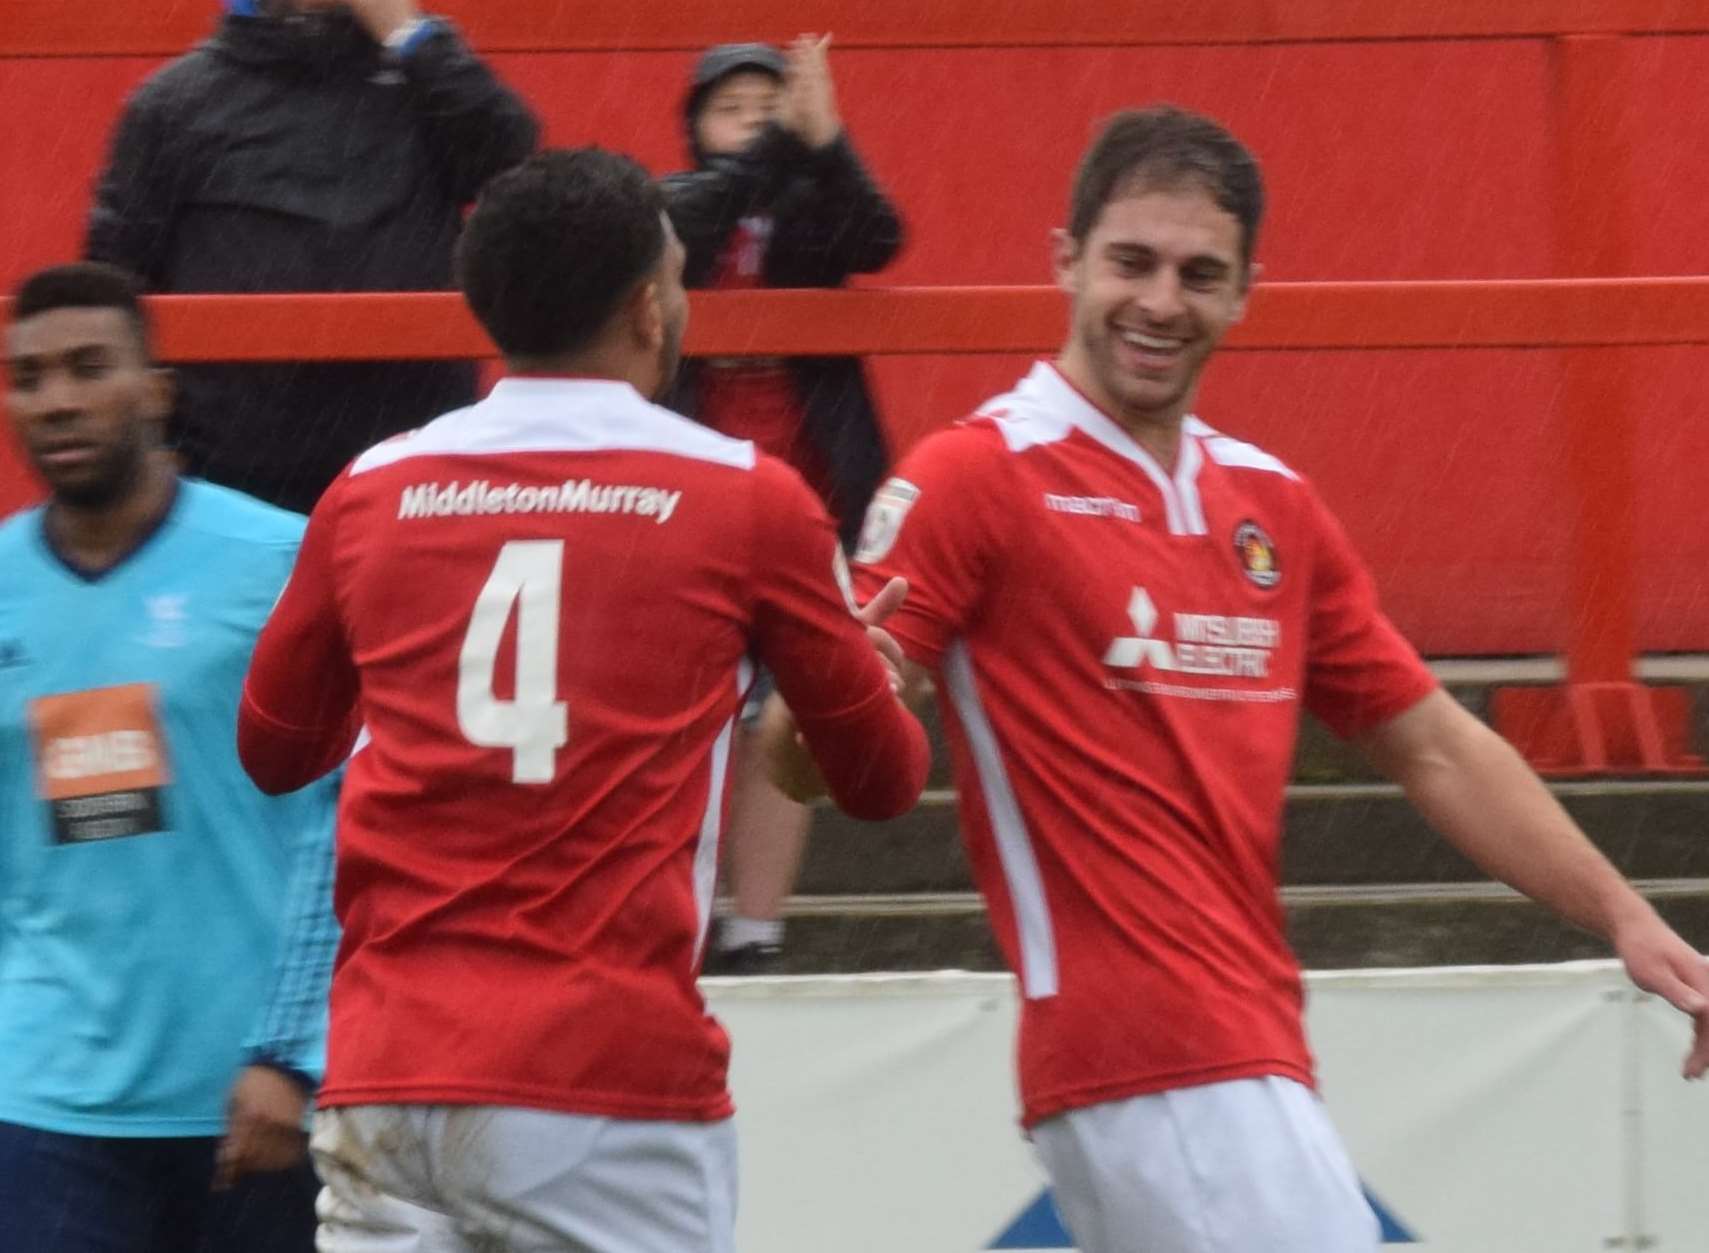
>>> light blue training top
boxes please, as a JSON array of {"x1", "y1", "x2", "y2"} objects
[{"x1": 0, "y1": 478, "x2": 337, "y2": 1137}]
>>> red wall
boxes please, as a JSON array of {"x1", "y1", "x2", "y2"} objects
[{"x1": 6, "y1": 30, "x2": 1709, "y2": 653}]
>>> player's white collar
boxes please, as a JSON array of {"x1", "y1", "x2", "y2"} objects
[
  {"x1": 351, "y1": 376, "x2": 756, "y2": 475},
  {"x1": 1019, "y1": 363, "x2": 1208, "y2": 536}
]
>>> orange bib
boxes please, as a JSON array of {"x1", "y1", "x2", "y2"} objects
[{"x1": 29, "y1": 683, "x2": 172, "y2": 843}]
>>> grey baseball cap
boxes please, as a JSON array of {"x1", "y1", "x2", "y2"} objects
[{"x1": 691, "y1": 42, "x2": 787, "y2": 97}]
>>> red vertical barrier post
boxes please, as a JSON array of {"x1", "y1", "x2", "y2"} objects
[{"x1": 1492, "y1": 34, "x2": 1701, "y2": 774}]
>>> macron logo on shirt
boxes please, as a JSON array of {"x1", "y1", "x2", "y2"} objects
[
  {"x1": 1044, "y1": 493, "x2": 1141, "y2": 523},
  {"x1": 397, "y1": 479, "x2": 683, "y2": 525}
]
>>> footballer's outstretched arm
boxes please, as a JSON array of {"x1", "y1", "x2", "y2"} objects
[
  {"x1": 239, "y1": 496, "x2": 361, "y2": 796},
  {"x1": 750, "y1": 463, "x2": 930, "y2": 821},
  {"x1": 1359, "y1": 689, "x2": 1709, "y2": 1078},
  {"x1": 1295, "y1": 482, "x2": 1709, "y2": 1073}
]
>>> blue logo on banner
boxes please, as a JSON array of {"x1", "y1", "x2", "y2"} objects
[
  {"x1": 989, "y1": 1187, "x2": 1417, "y2": 1247},
  {"x1": 989, "y1": 1191, "x2": 1069, "y2": 1248},
  {"x1": 1367, "y1": 1189, "x2": 1419, "y2": 1243}
]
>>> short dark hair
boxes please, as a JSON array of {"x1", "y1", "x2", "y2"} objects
[
  {"x1": 11, "y1": 262, "x2": 153, "y2": 358},
  {"x1": 1068, "y1": 106, "x2": 1265, "y2": 263},
  {"x1": 455, "y1": 149, "x2": 667, "y2": 359}
]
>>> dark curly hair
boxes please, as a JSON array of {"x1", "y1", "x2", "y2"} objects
[
  {"x1": 1069, "y1": 106, "x2": 1264, "y2": 265},
  {"x1": 11, "y1": 261, "x2": 153, "y2": 359},
  {"x1": 456, "y1": 149, "x2": 667, "y2": 359}
]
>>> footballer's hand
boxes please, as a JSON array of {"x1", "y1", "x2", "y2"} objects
[
  {"x1": 759, "y1": 694, "x2": 826, "y2": 803},
  {"x1": 856, "y1": 576, "x2": 908, "y2": 693},
  {"x1": 857, "y1": 577, "x2": 934, "y2": 708},
  {"x1": 1613, "y1": 910, "x2": 1709, "y2": 1078},
  {"x1": 214, "y1": 1066, "x2": 310, "y2": 1189},
  {"x1": 761, "y1": 577, "x2": 913, "y2": 802}
]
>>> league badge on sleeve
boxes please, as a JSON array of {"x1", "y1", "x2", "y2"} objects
[
  {"x1": 1233, "y1": 519, "x2": 1281, "y2": 588},
  {"x1": 854, "y1": 478, "x2": 921, "y2": 565},
  {"x1": 831, "y1": 547, "x2": 859, "y2": 611}
]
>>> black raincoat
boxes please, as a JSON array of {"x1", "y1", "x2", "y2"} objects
[{"x1": 86, "y1": 8, "x2": 538, "y2": 512}]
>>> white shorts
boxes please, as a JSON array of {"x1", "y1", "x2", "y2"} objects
[
  {"x1": 311, "y1": 1104, "x2": 738, "y2": 1253},
  {"x1": 1029, "y1": 1076, "x2": 1379, "y2": 1253}
]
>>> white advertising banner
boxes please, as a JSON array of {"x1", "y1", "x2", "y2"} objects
[
  {"x1": 706, "y1": 962, "x2": 1706, "y2": 1252},
  {"x1": 1308, "y1": 964, "x2": 1626, "y2": 1252},
  {"x1": 1632, "y1": 985, "x2": 1709, "y2": 1248}
]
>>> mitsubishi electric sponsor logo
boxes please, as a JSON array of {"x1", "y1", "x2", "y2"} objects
[
  {"x1": 1102, "y1": 586, "x2": 1295, "y2": 702},
  {"x1": 1044, "y1": 493, "x2": 1141, "y2": 523},
  {"x1": 398, "y1": 478, "x2": 683, "y2": 524}
]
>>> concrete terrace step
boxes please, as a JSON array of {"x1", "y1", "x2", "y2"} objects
[
  {"x1": 800, "y1": 780, "x2": 1709, "y2": 896},
  {"x1": 749, "y1": 886, "x2": 1709, "y2": 974},
  {"x1": 753, "y1": 661, "x2": 1709, "y2": 974}
]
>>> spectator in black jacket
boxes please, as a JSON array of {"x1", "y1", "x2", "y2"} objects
[
  {"x1": 663, "y1": 37, "x2": 905, "y2": 972},
  {"x1": 86, "y1": 0, "x2": 538, "y2": 513}
]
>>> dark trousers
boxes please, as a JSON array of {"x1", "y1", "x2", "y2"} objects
[{"x1": 0, "y1": 1119, "x2": 318, "y2": 1253}]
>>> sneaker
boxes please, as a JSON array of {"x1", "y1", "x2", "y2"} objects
[{"x1": 701, "y1": 940, "x2": 784, "y2": 976}]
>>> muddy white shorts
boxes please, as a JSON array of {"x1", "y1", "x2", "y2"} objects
[
  {"x1": 311, "y1": 1104, "x2": 737, "y2": 1253},
  {"x1": 1029, "y1": 1075, "x2": 1379, "y2": 1253}
]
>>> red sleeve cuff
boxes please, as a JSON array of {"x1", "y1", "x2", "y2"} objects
[
  {"x1": 795, "y1": 688, "x2": 930, "y2": 821},
  {"x1": 1315, "y1": 671, "x2": 1439, "y2": 741}
]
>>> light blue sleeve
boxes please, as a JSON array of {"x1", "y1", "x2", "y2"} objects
[{"x1": 241, "y1": 769, "x2": 340, "y2": 1084}]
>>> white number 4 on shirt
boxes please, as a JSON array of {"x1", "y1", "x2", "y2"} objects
[{"x1": 457, "y1": 540, "x2": 569, "y2": 783}]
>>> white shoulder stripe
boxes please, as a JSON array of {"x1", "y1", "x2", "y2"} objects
[
  {"x1": 974, "y1": 391, "x2": 1075, "y2": 455},
  {"x1": 351, "y1": 378, "x2": 756, "y2": 477},
  {"x1": 1201, "y1": 436, "x2": 1299, "y2": 480},
  {"x1": 1186, "y1": 417, "x2": 1299, "y2": 480}
]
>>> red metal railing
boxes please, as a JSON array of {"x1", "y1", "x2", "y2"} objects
[
  {"x1": 7, "y1": 279, "x2": 1709, "y2": 361},
  {"x1": 3, "y1": 2, "x2": 1703, "y2": 773}
]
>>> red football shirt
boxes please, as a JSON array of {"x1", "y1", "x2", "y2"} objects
[
  {"x1": 239, "y1": 377, "x2": 928, "y2": 1122},
  {"x1": 853, "y1": 363, "x2": 1436, "y2": 1126}
]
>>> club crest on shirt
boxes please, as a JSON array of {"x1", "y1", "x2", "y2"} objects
[
  {"x1": 140, "y1": 594, "x2": 191, "y2": 649},
  {"x1": 1233, "y1": 520, "x2": 1281, "y2": 589},
  {"x1": 854, "y1": 478, "x2": 921, "y2": 565}
]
